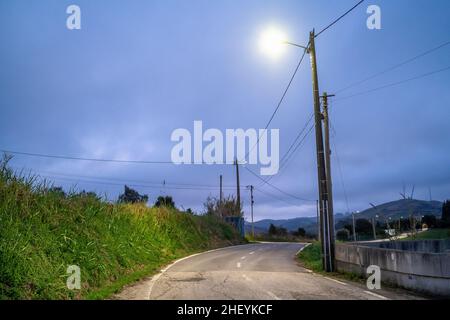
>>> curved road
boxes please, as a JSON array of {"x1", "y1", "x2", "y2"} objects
[{"x1": 115, "y1": 242, "x2": 422, "y2": 300}]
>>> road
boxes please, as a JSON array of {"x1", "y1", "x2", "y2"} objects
[{"x1": 115, "y1": 242, "x2": 423, "y2": 300}]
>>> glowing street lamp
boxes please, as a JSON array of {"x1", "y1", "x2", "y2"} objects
[{"x1": 258, "y1": 26, "x2": 289, "y2": 59}]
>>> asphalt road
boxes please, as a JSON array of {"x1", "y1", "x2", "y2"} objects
[{"x1": 115, "y1": 242, "x2": 423, "y2": 300}]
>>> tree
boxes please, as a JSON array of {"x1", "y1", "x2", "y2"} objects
[
  {"x1": 154, "y1": 195, "x2": 175, "y2": 208},
  {"x1": 203, "y1": 195, "x2": 242, "y2": 217},
  {"x1": 355, "y1": 218, "x2": 373, "y2": 235},
  {"x1": 442, "y1": 200, "x2": 450, "y2": 225},
  {"x1": 422, "y1": 215, "x2": 437, "y2": 228},
  {"x1": 297, "y1": 227, "x2": 306, "y2": 237},
  {"x1": 268, "y1": 224, "x2": 277, "y2": 236},
  {"x1": 117, "y1": 185, "x2": 148, "y2": 204},
  {"x1": 336, "y1": 229, "x2": 350, "y2": 241}
]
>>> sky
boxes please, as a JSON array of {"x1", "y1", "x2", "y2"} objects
[{"x1": 1, "y1": 0, "x2": 449, "y2": 221}]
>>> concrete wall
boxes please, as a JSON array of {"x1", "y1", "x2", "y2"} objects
[{"x1": 335, "y1": 241, "x2": 450, "y2": 297}]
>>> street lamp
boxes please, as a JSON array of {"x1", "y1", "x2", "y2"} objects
[{"x1": 258, "y1": 26, "x2": 289, "y2": 59}]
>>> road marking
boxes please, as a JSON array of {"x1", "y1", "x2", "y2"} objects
[
  {"x1": 237, "y1": 262, "x2": 241, "y2": 268},
  {"x1": 146, "y1": 244, "x2": 254, "y2": 299},
  {"x1": 266, "y1": 290, "x2": 281, "y2": 300},
  {"x1": 296, "y1": 243, "x2": 311, "y2": 255},
  {"x1": 242, "y1": 274, "x2": 251, "y2": 281},
  {"x1": 323, "y1": 276, "x2": 347, "y2": 286},
  {"x1": 249, "y1": 251, "x2": 255, "y2": 255},
  {"x1": 241, "y1": 256, "x2": 246, "y2": 260},
  {"x1": 364, "y1": 290, "x2": 389, "y2": 300}
]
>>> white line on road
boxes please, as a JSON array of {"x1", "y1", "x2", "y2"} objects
[
  {"x1": 249, "y1": 251, "x2": 255, "y2": 255},
  {"x1": 237, "y1": 262, "x2": 241, "y2": 268},
  {"x1": 296, "y1": 243, "x2": 311, "y2": 255},
  {"x1": 146, "y1": 244, "x2": 254, "y2": 299},
  {"x1": 323, "y1": 276, "x2": 347, "y2": 286},
  {"x1": 266, "y1": 291, "x2": 281, "y2": 300},
  {"x1": 364, "y1": 290, "x2": 389, "y2": 300},
  {"x1": 241, "y1": 256, "x2": 246, "y2": 260}
]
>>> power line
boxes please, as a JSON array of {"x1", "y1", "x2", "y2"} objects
[
  {"x1": 1, "y1": 149, "x2": 237, "y2": 165},
  {"x1": 34, "y1": 174, "x2": 229, "y2": 192},
  {"x1": 257, "y1": 121, "x2": 314, "y2": 187},
  {"x1": 335, "y1": 65, "x2": 450, "y2": 102},
  {"x1": 329, "y1": 121, "x2": 351, "y2": 214},
  {"x1": 245, "y1": 47, "x2": 309, "y2": 160},
  {"x1": 243, "y1": 165, "x2": 315, "y2": 202},
  {"x1": 12, "y1": 166, "x2": 237, "y2": 190},
  {"x1": 315, "y1": 0, "x2": 365, "y2": 38},
  {"x1": 253, "y1": 187, "x2": 308, "y2": 208},
  {"x1": 336, "y1": 40, "x2": 450, "y2": 94}
]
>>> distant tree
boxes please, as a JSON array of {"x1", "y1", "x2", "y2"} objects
[
  {"x1": 355, "y1": 219, "x2": 373, "y2": 235},
  {"x1": 117, "y1": 185, "x2": 148, "y2": 204},
  {"x1": 47, "y1": 186, "x2": 66, "y2": 198},
  {"x1": 186, "y1": 208, "x2": 194, "y2": 215},
  {"x1": 297, "y1": 227, "x2": 306, "y2": 237},
  {"x1": 442, "y1": 200, "x2": 450, "y2": 225},
  {"x1": 422, "y1": 215, "x2": 437, "y2": 228},
  {"x1": 268, "y1": 224, "x2": 277, "y2": 236},
  {"x1": 154, "y1": 196, "x2": 175, "y2": 208},
  {"x1": 203, "y1": 195, "x2": 242, "y2": 217},
  {"x1": 336, "y1": 229, "x2": 350, "y2": 241}
]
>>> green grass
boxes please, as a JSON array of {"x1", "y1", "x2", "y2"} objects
[
  {"x1": 404, "y1": 228, "x2": 450, "y2": 240},
  {"x1": 296, "y1": 241, "x2": 323, "y2": 272},
  {"x1": 296, "y1": 241, "x2": 363, "y2": 283},
  {"x1": 0, "y1": 161, "x2": 242, "y2": 299}
]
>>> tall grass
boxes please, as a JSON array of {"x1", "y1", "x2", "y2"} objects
[{"x1": 0, "y1": 158, "x2": 242, "y2": 299}]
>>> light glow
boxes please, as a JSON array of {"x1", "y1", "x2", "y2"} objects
[{"x1": 259, "y1": 26, "x2": 288, "y2": 59}]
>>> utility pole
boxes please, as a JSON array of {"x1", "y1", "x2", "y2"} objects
[
  {"x1": 316, "y1": 200, "x2": 320, "y2": 241},
  {"x1": 308, "y1": 30, "x2": 334, "y2": 272},
  {"x1": 321, "y1": 92, "x2": 335, "y2": 264},
  {"x1": 248, "y1": 185, "x2": 255, "y2": 238},
  {"x1": 235, "y1": 159, "x2": 241, "y2": 214},
  {"x1": 220, "y1": 175, "x2": 223, "y2": 204},
  {"x1": 352, "y1": 212, "x2": 356, "y2": 242},
  {"x1": 372, "y1": 217, "x2": 377, "y2": 240}
]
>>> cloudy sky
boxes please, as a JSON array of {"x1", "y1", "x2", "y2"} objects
[{"x1": 1, "y1": 0, "x2": 449, "y2": 221}]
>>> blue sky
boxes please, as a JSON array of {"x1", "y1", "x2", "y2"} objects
[{"x1": 1, "y1": 0, "x2": 449, "y2": 221}]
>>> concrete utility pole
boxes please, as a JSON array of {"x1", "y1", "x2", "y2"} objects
[
  {"x1": 235, "y1": 159, "x2": 241, "y2": 214},
  {"x1": 372, "y1": 217, "x2": 377, "y2": 240},
  {"x1": 352, "y1": 212, "x2": 357, "y2": 242},
  {"x1": 249, "y1": 185, "x2": 255, "y2": 238},
  {"x1": 308, "y1": 30, "x2": 334, "y2": 272},
  {"x1": 321, "y1": 92, "x2": 335, "y2": 263},
  {"x1": 220, "y1": 175, "x2": 223, "y2": 204}
]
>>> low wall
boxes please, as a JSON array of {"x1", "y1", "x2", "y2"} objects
[{"x1": 335, "y1": 240, "x2": 450, "y2": 297}]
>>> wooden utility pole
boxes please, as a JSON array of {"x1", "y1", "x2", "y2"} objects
[
  {"x1": 308, "y1": 30, "x2": 334, "y2": 272},
  {"x1": 235, "y1": 159, "x2": 241, "y2": 214}
]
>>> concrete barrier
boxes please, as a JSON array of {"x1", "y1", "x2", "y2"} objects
[{"x1": 335, "y1": 240, "x2": 450, "y2": 297}]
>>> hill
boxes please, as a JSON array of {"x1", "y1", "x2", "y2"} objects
[{"x1": 246, "y1": 199, "x2": 443, "y2": 235}]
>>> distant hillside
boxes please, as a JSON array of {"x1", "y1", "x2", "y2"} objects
[
  {"x1": 247, "y1": 199, "x2": 443, "y2": 235},
  {"x1": 354, "y1": 199, "x2": 443, "y2": 220}
]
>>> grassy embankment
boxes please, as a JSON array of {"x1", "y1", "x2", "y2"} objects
[{"x1": 0, "y1": 163, "x2": 243, "y2": 299}]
